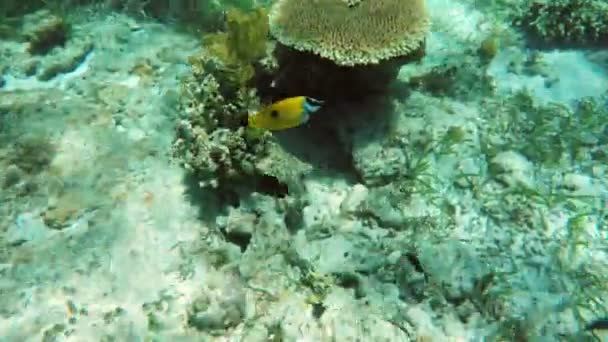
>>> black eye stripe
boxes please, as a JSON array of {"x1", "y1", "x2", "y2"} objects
[{"x1": 270, "y1": 110, "x2": 279, "y2": 118}]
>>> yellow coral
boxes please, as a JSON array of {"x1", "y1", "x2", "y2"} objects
[
  {"x1": 202, "y1": 7, "x2": 269, "y2": 88},
  {"x1": 269, "y1": 0, "x2": 430, "y2": 66},
  {"x1": 226, "y1": 7, "x2": 269, "y2": 63},
  {"x1": 204, "y1": 7, "x2": 269, "y2": 65}
]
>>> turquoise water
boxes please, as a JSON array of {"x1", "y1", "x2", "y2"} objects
[{"x1": 0, "y1": 1, "x2": 607, "y2": 340}]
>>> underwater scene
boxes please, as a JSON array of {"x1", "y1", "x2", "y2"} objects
[{"x1": 1, "y1": 0, "x2": 607, "y2": 340}]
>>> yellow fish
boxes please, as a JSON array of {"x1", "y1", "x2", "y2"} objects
[{"x1": 248, "y1": 96, "x2": 324, "y2": 130}]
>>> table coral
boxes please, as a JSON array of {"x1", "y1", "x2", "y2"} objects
[
  {"x1": 266, "y1": 0, "x2": 429, "y2": 102},
  {"x1": 269, "y1": 0, "x2": 429, "y2": 66}
]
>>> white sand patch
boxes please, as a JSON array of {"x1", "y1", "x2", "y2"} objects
[{"x1": 488, "y1": 48, "x2": 608, "y2": 105}]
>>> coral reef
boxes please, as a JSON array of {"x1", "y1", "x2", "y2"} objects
[
  {"x1": 269, "y1": 0, "x2": 429, "y2": 66},
  {"x1": 173, "y1": 70, "x2": 268, "y2": 189},
  {"x1": 512, "y1": 0, "x2": 608, "y2": 48},
  {"x1": 267, "y1": 0, "x2": 429, "y2": 102},
  {"x1": 173, "y1": 7, "x2": 311, "y2": 197},
  {"x1": 1, "y1": 0, "x2": 607, "y2": 341}
]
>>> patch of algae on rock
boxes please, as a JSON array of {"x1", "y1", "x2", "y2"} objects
[
  {"x1": 173, "y1": 7, "x2": 312, "y2": 195},
  {"x1": 22, "y1": 9, "x2": 70, "y2": 55}
]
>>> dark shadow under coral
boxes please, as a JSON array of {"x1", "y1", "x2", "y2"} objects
[
  {"x1": 181, "y1": 38, "x2": 421, "y2": 214},
  {"x1": 251, "y1": 42, "x2": 421, "y2": 181},
  {"x1": 270, "y1": 87, "x2": 406, "y2": 183},
  {"x1": 181, "y1": 166, "x2": 291, "y2": 223},
  {"x1": 181, "y1": 172, "x2": 228, "y2": 221},
  {"x1": 259, "y1": 42, "x2": 424, "y2": 105},
  {"x1": 270, "y1": 121, "x2": 358, "y2": 180}
]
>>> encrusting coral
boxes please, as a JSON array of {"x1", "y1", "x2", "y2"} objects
[{"x1": 174, "y1": 1, "x2": 431, "y2": 199}]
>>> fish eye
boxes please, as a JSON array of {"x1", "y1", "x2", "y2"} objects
[{"x1": 270, "y1": 110, "x2": 279, "y2": 118}]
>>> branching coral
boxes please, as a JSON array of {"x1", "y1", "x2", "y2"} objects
[
  {"x1": 173, "y1": 60, "x2": 267, "y2": 188},
  {"x1": 512, "y1": 0, "x2": 608, "y2": 48},
  {"x1": 173, "y1": 7, "x2": 311, "y2": 195},
  {"x1": 173, "y1": 8, "x2": 271, "y2": 189}
]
